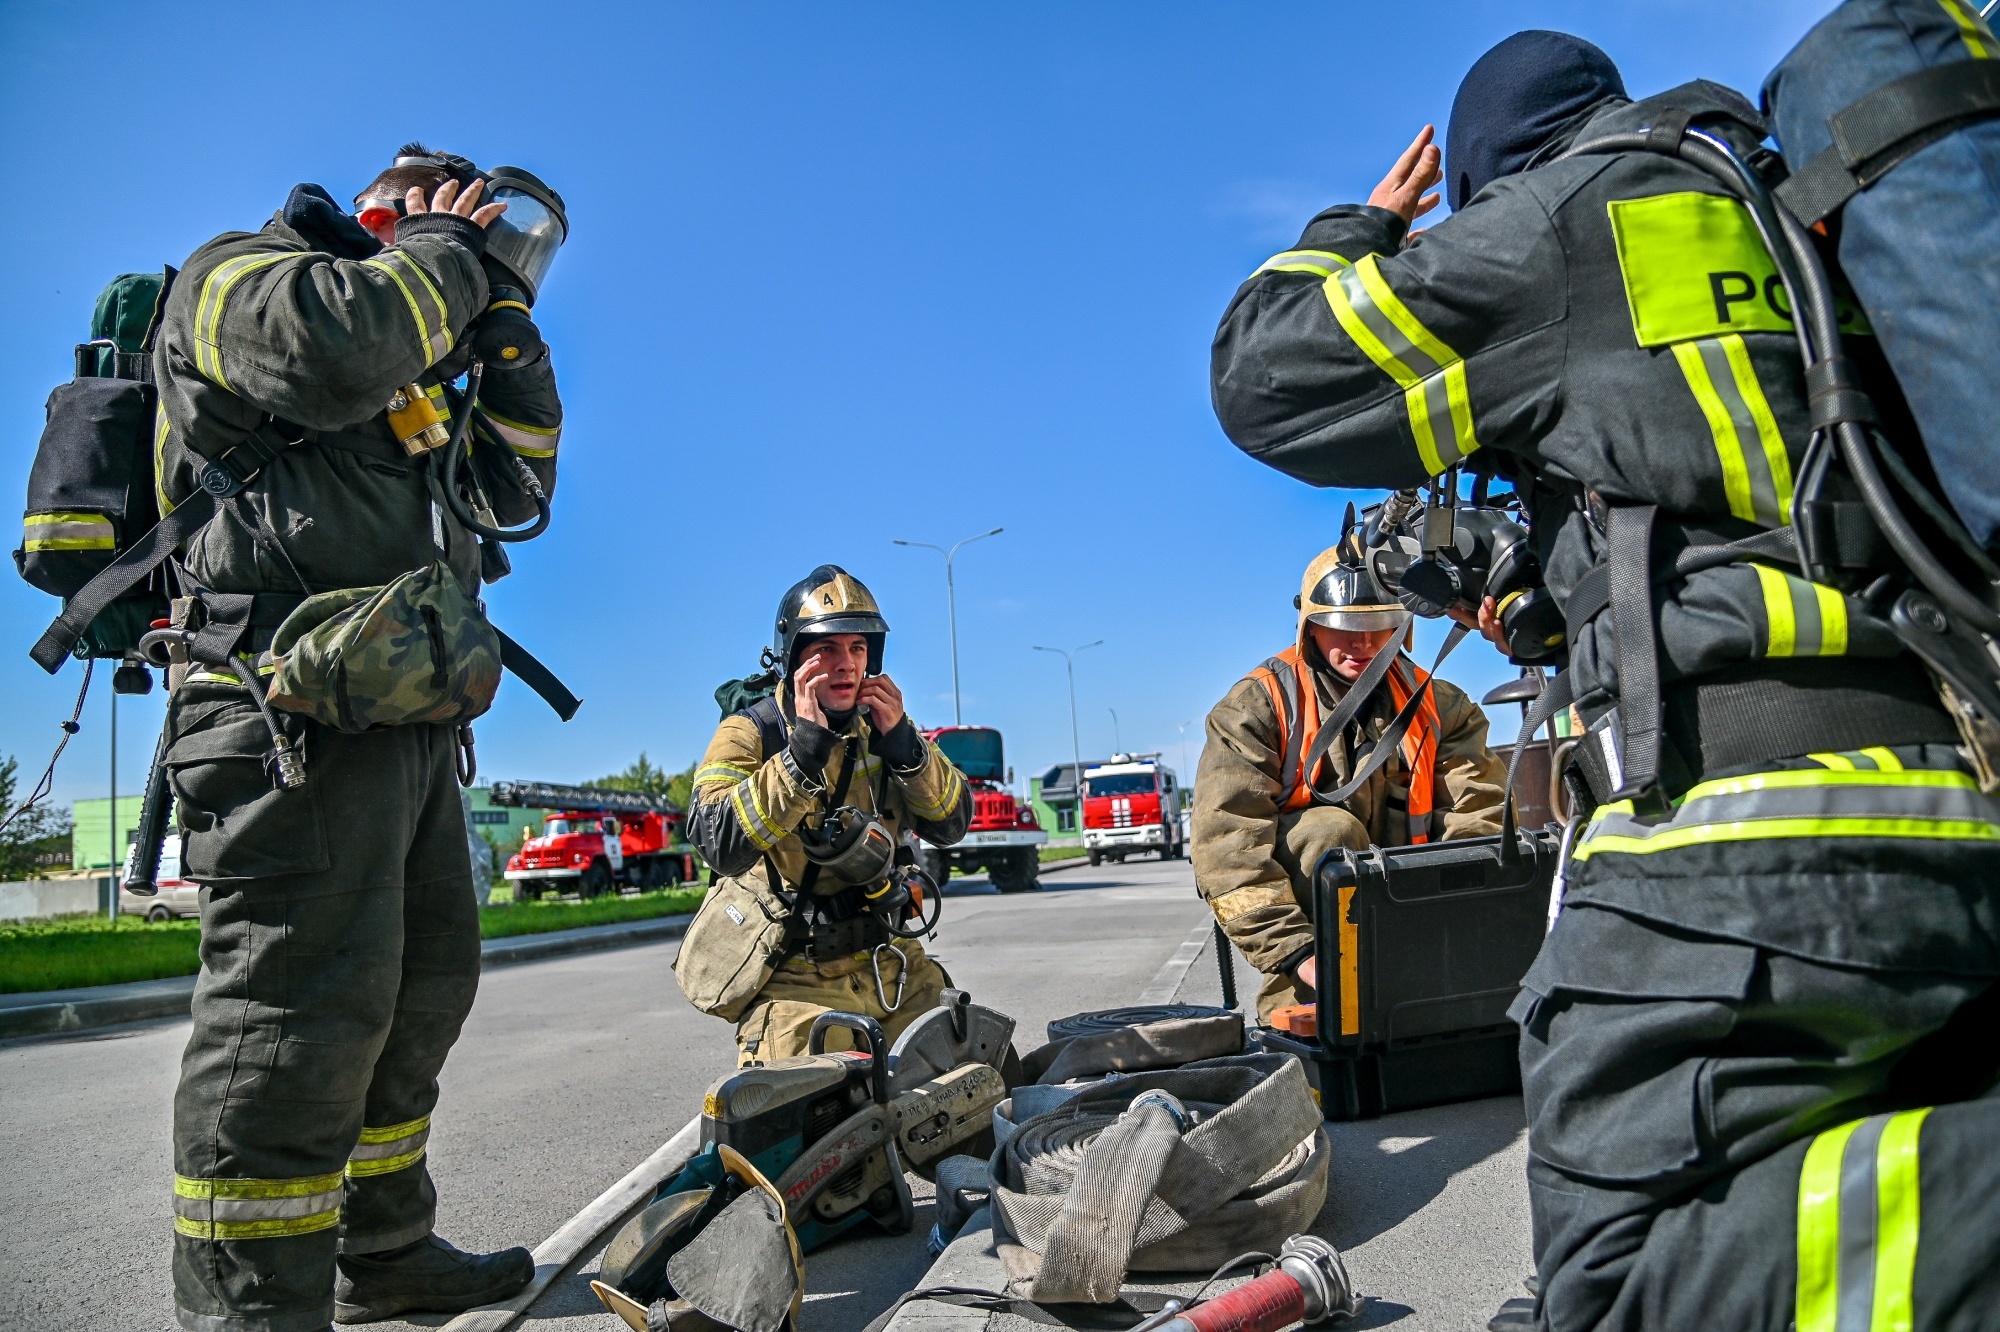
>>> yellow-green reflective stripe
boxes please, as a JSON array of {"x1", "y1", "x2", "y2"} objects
[
  {"x1": 695, "y1": 764, "x2": 752, "y2": 786},
  {"x1": 347, "y1": 1146, "x2": 426, "y2": 1178},
  {"x1": 1681, "y1": 766, "x2": 1976, "y2": 802},
  {"x1": 362, "y1": 255, "x2": 445, "y2": 366},
  {"x1": 1719, "y1": 334, "x2": 1795, "y2": 521},
  {"x1": 195, "y1": 254, "x2": 291, "y2": 389},
  {"x1": 1754, "y1": 565, "x2": 1847, "y2": 657},
  {"x1": 731, "y1": 780, "x2": 781, "y2": 850},
  {"x1": 1939, "y1": 0, "x2": 1999, "y2": 58},
  {"x1": 23, "y1": 511, "x2": 116, "y2": 552},
  {"x1": 1860, "y1": 748, "x2": 1904, "y2": 772},
  {"x1": 1757, "y1": 564, "x2": 1799, "y2": 655},
  {"x1": 175, "y1": 1212, "x2": 342, "y2": 1240},
  {"x1": 402, "y1": 257, "x2": 454, "y2": 353},
  {"x1": 1873, "y1": 1107, "x2": 1931, "y2": 1332},
  {"x1": 1675, "y1": 341, "x2": 1758, "y2": 522},
  {"x1": 355, "y1": 1115, "x2": 427, "y2": 1146},
  {"x1": 154, "y1": 408, "x2": 175, "y2": 515},
  {"x1": 479, "y1": 410, "x2": 561, "y2": 458},
  {"x1": 1798, "y1": 1118, "x2": 1861, "y2": 1332},
  {"x1": 1320, "y1": 254, "x2": 1480, "y2": 475},
  {"x1": 1811, "y1": 752, "x2": 1859, "y2": 770},
  {"x1": 1253, "y1": 249, "x2": 1348, "y2": 278},
  {"x1": 176, "y1": 1171, "x2": 345, "y2": 1200},
  {"x1": 1573, "y1": 815, "x2": 2000, "y2": 860}
]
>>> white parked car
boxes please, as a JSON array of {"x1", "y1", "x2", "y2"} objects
[{"x1": 119, "y1": 835, "x2": 201, "y2": 922}]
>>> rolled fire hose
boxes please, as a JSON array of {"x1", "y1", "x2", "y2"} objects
[
  {"x1": 989, "y1": 1055, "x2": 1329, "y2": 1304},
  {"x1": 1023, "y1": 1005, "x2": 1243, "y2": 1084}
]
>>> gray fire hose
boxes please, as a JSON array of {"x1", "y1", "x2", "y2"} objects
[
  {"x1": 988, "y1": 1054, "x2": 1328, "y2": 1304},
  {"x1": 1022, "y1": 1004, "x2": 1244, "y2": 1084}
]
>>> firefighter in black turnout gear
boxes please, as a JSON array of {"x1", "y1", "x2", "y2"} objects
[
  {"x1": 1210, "y1": 26, "x2": 2000, "y2": 1331},
  {"x1": 153, "y1": 148, "x2": 563, "y2": 1330}
]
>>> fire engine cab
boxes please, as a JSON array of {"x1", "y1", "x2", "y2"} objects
[
  {"x1": 1081, "y1": 754, "x2": 1184, "y2": 865},
  {"x1": 491, "y1": 781, "x2": 696, "y2": 901},
  {"x1": 917, "y1": 726, "x2": 1048, "y2": 893}
]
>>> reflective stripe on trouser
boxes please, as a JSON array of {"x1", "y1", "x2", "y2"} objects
[
  {"x1": 1572, "y1": 766, "x2": 2000, "y2": 862},
  {"x1": 173, "y1": 1172, "x2": 345, "y2": 1241},
  {"x1": 347, "y1": 1115, "x2": 432, "y2": 1178},
  {"x1": 170, "y1": 703, "x2": 479, "y2": 1332},
  {"x1": 1797, "y1": 1109, "x2": 1932, "y2": 1332}
]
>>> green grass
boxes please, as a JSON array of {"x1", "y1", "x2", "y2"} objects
[
  {"x1": 478, "y1": 886, "x2": 705, "y2": 939},
  {"x1": 1039, "y1": 845, "x2": 1089, "y2": 863},
  {"x1": 0, "y1": 914, "x2": 202, "y2": 994},
  {"x1": 0, "y1": 886, "x2": 708, "y2": 995}
]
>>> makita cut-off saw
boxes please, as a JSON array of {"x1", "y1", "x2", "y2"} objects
[{"x1": 591, "y1": 990, "x2": 1017, "y2": 1329}]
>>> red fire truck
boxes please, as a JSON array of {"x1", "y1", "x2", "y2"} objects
[
  {"x1": 1081, "y1": 753, "x2": 1184, "y2": 865},
  {"x1": 491, "y1": 780, "x2": 697, "y2": 901},
  {"x1": 918, "y1": 726, "x2": 1047, "y2": 893}
]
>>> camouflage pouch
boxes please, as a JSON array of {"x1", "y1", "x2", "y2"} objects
[{"x1": 265, "y1": 560, "x2": 502, "y2": 732}]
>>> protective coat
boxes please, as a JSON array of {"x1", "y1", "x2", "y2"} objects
[{"x1": 1192, "y1": 644, "x2": 1503, "y2": 990}]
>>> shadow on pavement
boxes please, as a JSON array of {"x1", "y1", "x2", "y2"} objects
[{"x1": 1317, "y1": 1094, "x2": 1527, "y2": 1251}]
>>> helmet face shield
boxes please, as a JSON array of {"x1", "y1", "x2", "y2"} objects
[{"x1": 482, "y1": 168, "x2": 567, "y2": 302}]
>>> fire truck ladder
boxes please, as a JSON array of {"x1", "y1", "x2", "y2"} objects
[{"x1": 486, "y1": 781, "x2": 684, "y2": 816}]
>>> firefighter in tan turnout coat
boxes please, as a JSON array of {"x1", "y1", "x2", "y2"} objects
[
  {"x1": 1194, "y1": 545, "x2": 1506, "y2": 1020},
  {"x1": 676, "y1": 566, "x2": 972, "y2": 1063}
]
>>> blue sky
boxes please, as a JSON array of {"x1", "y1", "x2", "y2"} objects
[{"x1": 0, "y1": 1, "x2": 1834, "y2": 811}]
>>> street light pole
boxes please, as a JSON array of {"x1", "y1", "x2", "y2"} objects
[
  {"x1": 893, "y1": 527, "x2": 1003, "y2": 727},
  {"x1": 1176, "y1": 720, "x2": 1193, "y2": 784},
  {"x1": 1108, "y1": 708, "x2": 1121, "y2": 755},
  {"x1": 1034, "y1": 640, "x2": 1102, "y2": 835}
]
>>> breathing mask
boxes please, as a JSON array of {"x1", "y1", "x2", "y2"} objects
[
  {"x1": 1355, "y1": 485, "x2": 1567, "y2": 664},
  {"x1": 353, "y1": 153, "x2": 568, "y2": 370},
  {"x1": 799, "y1": 808, "x2": 941, "y2": 938}
]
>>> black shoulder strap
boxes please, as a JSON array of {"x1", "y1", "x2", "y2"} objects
[
  {"x1": 30, "y1": 492, "x2": 218, "y2": 672},
  {"x1": 1606, "y1": 504, "x2": 1671, "y2": 814},
  {"x1": 1777, "y1": 59, "x2": 2000, "y2": 225},
  {"x1": 743, "y1": 693, "x2": 789, "y2": 761},
  {"x1": 1297, "y1": 637, "x2": 1405, "y2": 798},
  {"x1": 1305, "y1": 627, "x2": 1468, "y2": 808},
  {"x1": 495, "y1": 629, "x2": 582, "y2": 721}
]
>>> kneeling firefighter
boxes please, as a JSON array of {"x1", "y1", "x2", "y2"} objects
[
  {"x1": 676, "y1": 566, "x2": 973, "y2": 1063},
  {"x1": 14, "y1": 144, "x2": 578, "y2": 1331},
  {"x1": 1193, "y1": 542, "x2": 1504, "y2": 1023},
  {"x1": 1210, "y1": 11, "x2": 2000, "y2": 1326}
]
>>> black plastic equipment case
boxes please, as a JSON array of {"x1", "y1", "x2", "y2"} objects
[{"x1": 1259, "y1": 829, "x2": 1557, "y2": 1121}]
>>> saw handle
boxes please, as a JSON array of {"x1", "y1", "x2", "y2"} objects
[{"x1": 808, "y1": 1011, "x2": 890, "y2": 1105}]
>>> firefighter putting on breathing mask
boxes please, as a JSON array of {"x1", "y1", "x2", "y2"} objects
[
  {"x1": 675, "y1": 566, "x2": 972, "y2": 1064},
  {"x1": 1193, "y1": 543, "x2": 1505, "y2": 1023}
]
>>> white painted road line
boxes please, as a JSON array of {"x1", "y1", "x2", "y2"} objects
[
  {"x1": 440, "y1": 1116, "x2": 702, "y2": 1332},
  {"x1": 1136, "y1": 922, "x2": 1213, "y2": 1005}
]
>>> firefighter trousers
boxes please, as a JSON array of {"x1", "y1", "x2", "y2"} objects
[
  {"x1": 734, "y1": 944, "x2": 949, "y2": 1064},
  {"x1": 1514, "y1": 899, "x2": 2000, "y2": 1331},
  {"x1": 165, "y1": 687, "x2": 480, "y2": 1332},
  {"x1": 1254, "y1": 805, "x2": 1370, "y2": 1023}
]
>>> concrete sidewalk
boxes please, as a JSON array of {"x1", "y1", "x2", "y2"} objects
[{"x1": 0, "y1": 912, "x2": 696, "y2": 1042}]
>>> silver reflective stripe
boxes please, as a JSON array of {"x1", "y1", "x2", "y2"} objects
[
  {"x1": 1692, "y1": 337, "x2": 1789, "y2": 528},
  {"x1": 480, "y1": 412, "x2": 561, "y2": 458},
  {"x1": 183, "y1": 1188, "x2": 347, "y2": 1223},
  {"x1": 1835, "y1": 1115, "x2": 1889, "y2": 1332},
  {"x1": 1591, "y1": 780, "x2": 2000, "y2": 844}
]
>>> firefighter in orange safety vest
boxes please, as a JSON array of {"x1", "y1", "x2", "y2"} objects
[{"x1": 1191, "y1": 542, "x2": 1506, "y2": 1021}]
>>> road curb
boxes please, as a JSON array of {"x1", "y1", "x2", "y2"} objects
[
  {"x1": 882, "y1": 1205, "x2": 1009, "y2": 1332},
  {"x1": 0, "y1": 912, "x2": 693, "y2": 1043}
]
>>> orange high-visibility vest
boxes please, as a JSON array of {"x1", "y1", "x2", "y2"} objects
[{"x1": 1245, "y1": 646, "x2": 1441, "y2": 844}]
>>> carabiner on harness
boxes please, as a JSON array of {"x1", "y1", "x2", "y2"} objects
[{"x1": 872, "y1": 941, "x2": 910, "y2": 1014}]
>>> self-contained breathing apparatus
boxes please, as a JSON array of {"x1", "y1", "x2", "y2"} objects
[
  {"x1": 9, "y1": 149, "x2": 579, "y2": 895},
  {"x1": 1347, "y1": 106, "x2": 2000, "y2": 839}
]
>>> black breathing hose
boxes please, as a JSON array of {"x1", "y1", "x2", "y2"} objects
[
  {"x1": 1570, "y1": 124, "x2": 2000, "y2": 638},
  {"x1": 431, "y1": 361, "x2": 552, "y2": 544}
]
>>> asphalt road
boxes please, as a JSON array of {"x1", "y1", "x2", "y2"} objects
[{"x1": 0, "y1": 855, "x2": 1530, "y2": 1332}]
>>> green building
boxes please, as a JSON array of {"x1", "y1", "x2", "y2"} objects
[
  {"x1": 71, "y1": 787, "x2": 549, "y2": 875},
  {"x1": 71, "y1": 795, "x2": 145, "y2": 873}
]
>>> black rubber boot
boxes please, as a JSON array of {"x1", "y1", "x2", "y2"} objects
[{"x1": 334, "y1": 1235, "x2": 534, "y2": 1323}]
